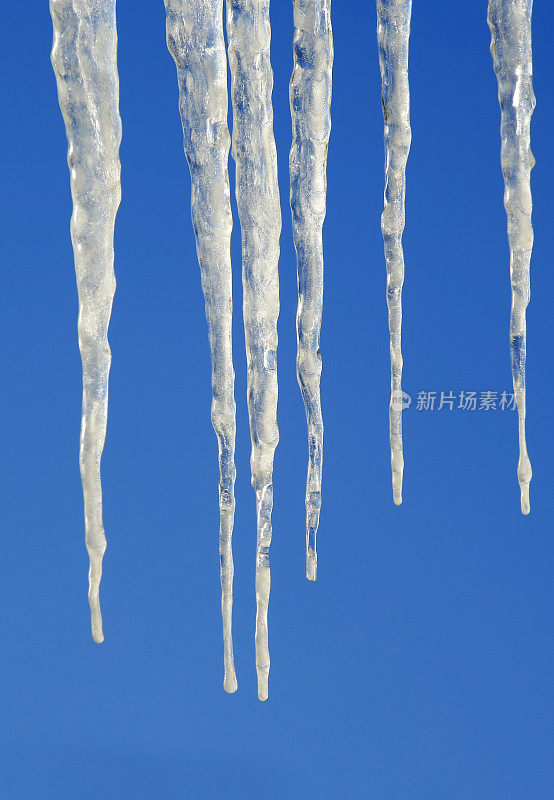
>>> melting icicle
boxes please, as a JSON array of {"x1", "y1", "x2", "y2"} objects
[
  {"x1": 226, "y1": 0, "x2": 281, "y2": 701},
  {"x1": 164, "y1": 0, "x2": 238, "y2": 693},
  {"x1": 289, "y1": 1, "x2": 333, "y2": 581},
  {"x1": 488, "y1": 0, "x2": 534, "y2": 515},
  {"x1": 50, "y1": 0, "x2": 122, "y2": 643},
  {"x1": 376, "y1": 0, "x2": 412, "y2": 506}
]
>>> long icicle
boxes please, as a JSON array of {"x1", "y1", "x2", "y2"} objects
[
  {"x1": 165, "y1": 0, "x2": 238, "y2": 692},
  {"x1": 488, "y1": 0, "x2": 534, "y2": 514},
  {"x1": 289, "y1": 0, "x2": 333, "y2": 581},
  {"x1": 376, "y1": 0, "x2": 412, "y2": 506},
  {"x1": 226, "y1": 0, "x2": 281, "y2": 701},
  {"x1": 50, "y1": 0, "x2": 122, "y2": 643}
]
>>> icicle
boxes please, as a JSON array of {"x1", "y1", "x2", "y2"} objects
[
  {"x1": 50, "y1": 0, "x2": 122, "y2": 643},
  {"x1": 164, "y1": 0, "x2": 238, "y2": 693},
  {"x1": 226, "y1": 0, "x2": 281, "y2": 701},
  {"x1": 376, "y1": 0, "x2": 412, "y2": 506},
  {"x1": 488, "y1": 0, "x2": 534, "y2": 515},
  {"x1": 289, "y1": 1, "x2": 333, "y2": 581}
]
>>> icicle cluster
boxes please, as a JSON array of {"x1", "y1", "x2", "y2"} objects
[
  {"x1": 488, "y1": 0, "x2": 534, "y2": 514},
  {"x1": 166, "y1": 0, "x2": 281, "y2": 699},
  {"x1": 376, "y1": 0, "x2": 412, "y2": 506},
  {"x1": 290, "y1": 0, "x2": 333, "y2": 581},
  {"x1": 226, "y1": 0, "x2": 281, "y2": 701},
  {"x1": 50, "y1": 0, "x2": 122, "y2": 643},
  {"x1": 164, "y1": 0, "x2": 238, "y2": 693},
  {"x1": 49, "y1": 0, "x2": 538, "y2": 698}
]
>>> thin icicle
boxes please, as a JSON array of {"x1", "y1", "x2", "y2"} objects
[
  {"x1": 289, "y1": 1, "x2": 333, "y2": 581},
  {"x1": 164, "y1": 0, "x2": 238, "y2": 693},
  {"x1": 488, "y1": 0, "x2": 534, "y2": 514},
  {"x1": 376, "y1": 0, "x2": 411, "y2": 506},
  {"x1": 226, "y1": 0, "x2": 281, "y2": 701},
  {"x1": 50, "y1": 0, "x2": 121, "y2": 643}
]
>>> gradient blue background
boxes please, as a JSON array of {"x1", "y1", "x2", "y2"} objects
[{"x1": 1, "y1": 2, "x2": 553, "y2": 797}]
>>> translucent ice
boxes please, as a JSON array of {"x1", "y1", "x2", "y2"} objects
[
  {"x1": 289, "y1": 0, "x2": 333, "y2": 580},
  {"x1": 226, "y1": 0, "x2": 281, "y2": 701},
  {"x1": 488, "y1": 0, "x2": 534, "y2": 514},
  {"x1": 50, "y1": 0, "x2": 122, "y2": 642},
  {"x1": 165, "y1": 0, "x2": 238, "y2": 692},
  {"x1": 377, "y1": 0, "x2": 412, "y2": 506}
]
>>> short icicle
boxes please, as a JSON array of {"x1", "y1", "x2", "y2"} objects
[
  {"x1": 289, "y1": 0, "x2": 333, "y2": 581},
  {"x1": 165, "y1": 0, "x2": 238, "y2": 692},
  {"x1": 376, "y1": 0, "x2": 412, "y2": 506},
  {"x1": 488, "y1": 0, "x2": 534, "y2": 514},
  {"x1": 50, "y1": 0, "x2": 122, "y2": 643},
  {"x1": 226, "y1": 0, "x2": 281, "y2": 701}
]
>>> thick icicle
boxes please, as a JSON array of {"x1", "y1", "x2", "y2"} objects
[
  {"x1": 488, "y1": 0, "x2": 534, "y2": 514},
  {"x1": 50, "y1": 0, "x2": 122, "y2": 643},
  {"x1": 289, "y1": 1, "x2": 333, "y2": 581},
  {"x1": 226, "y1": 0, "x2": 281, "y2": 701},
  {"x1": 376, "y1": 0, "x2": 412, "y2": 506},
  {"x1": 164, "y1": 0, "x2": 238, "y2": 693}
]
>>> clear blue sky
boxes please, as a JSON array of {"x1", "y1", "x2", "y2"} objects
[{"x1": 1, "y1": 2, "x2": 553, "y2": 798}]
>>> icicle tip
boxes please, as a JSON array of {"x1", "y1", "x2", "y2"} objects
[
  {"x1": 257, "y1": 677, "x2": 269, "y2": 702},
  {"x1": 88, "y1": 555, "x2": 105, "y2": 642},
  {"x1": 518, "y1": 452, "x2": 532, "y2": 515},
  {"x1": 392, "y1": 469, "x2": 403, "y2": 506},
  {"x1": 306, "y1": 550, "x2": 317, "y2": 582},
  {"x1": 90, "y1": 607, "x2": 104, "y2": 644},
  {"x1": 224, "y1": 670, "x2": 238, "y2": 694},
  {"x1": 520, "y1": 484, "x2": 530, "y2": 516}
]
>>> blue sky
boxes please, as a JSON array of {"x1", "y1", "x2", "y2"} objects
[{"x1": 1, "y1": 2, "x2": 553, "y2": 798}]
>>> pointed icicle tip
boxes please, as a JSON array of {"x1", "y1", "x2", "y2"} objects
[
  {"x1": 90, "y1": 594, "x2": 104, "y2": 643},
  {"x1": 393, "y1": 471, "x2": 403, "y2": 506},
  {"x1": 306, "y1": 550, "x2": 317, "y2": 582},
  {"x1": 91, "y1": 620, "x2": 104, "y2": 644},
  {"x1": 224, "y1": 671, "x2": 238, "y2": 694},
  {"x1": 520, "y1": 485, "x2": 530, "y2": 515}
]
